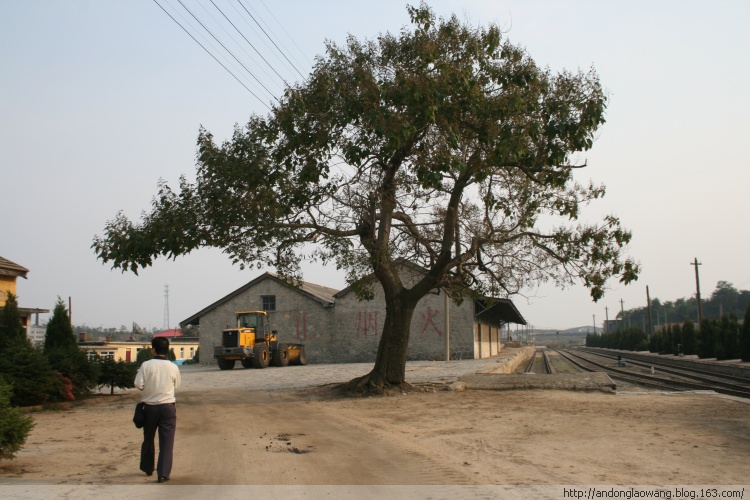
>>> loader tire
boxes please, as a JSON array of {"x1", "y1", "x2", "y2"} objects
[
  {"x1": 251, "y1": 343, "x2": 270, "y2": 369},
  {"x1": 241, "y1": 358, "x2": 254, "y2": 369},
  {"x1": 217, "y1": 358, "x2": 235, "y2": 370},
  {"x1": 297, "y1": 346, "x2": 307, "y2": 366},
  {"x1": 271, "y1": 346, "x2": 289, "y2": 367}
]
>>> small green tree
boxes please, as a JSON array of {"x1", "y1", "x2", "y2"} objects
[
  {"x1": 0, "y1": 375, "x2": 34, "y2": 460},
  {"x1": 0, "y1": 337, "x2": 59, "y2": 406},
  {"x1": 698, "y1": 319, "x2": 716, "y2": 358},
  {"x1": 44, "y1": 298, "x2": 77, "y2": 352},
  {"x1": 672, "y1": 323, "x2": 683, "y2": 355},
  {"x1": 44, "y1": 298, "x2": 98, "y2": 398},
  {"x1": 740, "y1": 305, "x2": 750, "y2": 362},
  {"x1": 135, "y1": 346, "x2": 153, "y2": 366},
  {"x1": 97, "y1": 357, "x2": 137, "y2": 395},
  {"x1": 715, "y1": 314, "x2": 740, "y2": 360},
  {"x1": 682, "y1": 320, "x2": 697, "y2": 355},
  {"x1": 0, "y1": 292, "x2": 26, "y2": 351},
  {"x1": 46, "y1": 348, "x2": 99, "y2": 399}
]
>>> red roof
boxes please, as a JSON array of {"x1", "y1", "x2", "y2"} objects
[{"x1": 154, "y1": 328, "x2": 183, "y2": 338}]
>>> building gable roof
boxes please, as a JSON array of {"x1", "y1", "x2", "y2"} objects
[
  {"x1": 475, "y1": 298, "x2": 527, "y2": 326},
  {"x1": 335, "y1": 260, "x2": 526, "y2": 325},
  {"x1": 334, "y1": 260, "x2": 430, "y2": 298},
  {"x1": 0, "y1": 256, "x2": 29, "y2": 279},
  {"x1": 180, "y1": 272, "x2": 338, "y2": 327}
]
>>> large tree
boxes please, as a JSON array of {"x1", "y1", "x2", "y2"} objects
[{"x1": 94, "y1": 5, "x2": 638, "y2": 392}]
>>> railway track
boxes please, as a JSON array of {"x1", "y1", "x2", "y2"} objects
[
  {"x1": 579, "y1": 347, "x2": 750, "y2": 387},
  {"x1": 522, "y1": 348, "x2": 578, "y2": 374},
  {"x1": 557, "y1": 348, "x2": 750, "y2": 398}
]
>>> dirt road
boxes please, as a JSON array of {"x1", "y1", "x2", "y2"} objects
[{"x1": 1, "y1": 358, "x2": 749, "y2": 491}]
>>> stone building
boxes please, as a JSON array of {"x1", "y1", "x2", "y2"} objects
[{"x1": 181, "y1": 263, "x2": 526, "y2": 365}]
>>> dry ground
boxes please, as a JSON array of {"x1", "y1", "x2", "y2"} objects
[{"x1": 1, "y1": 383, "x2": 749, "y2": 486}]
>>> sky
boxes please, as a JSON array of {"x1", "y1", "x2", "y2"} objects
[{"x1": 1, "y1": 0, "x2": 748, "y2": 332}]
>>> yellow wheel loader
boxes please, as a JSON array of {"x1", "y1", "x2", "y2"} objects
[{"x1": 213, "y1": 311, "x2": 306, "y2": 370}]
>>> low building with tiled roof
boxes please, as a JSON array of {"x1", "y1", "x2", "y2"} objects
[
  {"x1": 0, "y1": 256, "x2": 30, "y2": 306},
  {"x1": 181, "y1": 265, "x2": 526, "y2": 365},
  {"x1": 0, "y1": 255, "x2": 49, "y2": 343}
]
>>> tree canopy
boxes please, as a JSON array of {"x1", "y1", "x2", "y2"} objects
[{"x1": 94, "y1": 5, "x2": 638, "y2": 391}]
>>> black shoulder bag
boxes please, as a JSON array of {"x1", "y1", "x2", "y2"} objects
[{"x1": 133, "y1": 402, "x2": 146, "y2": 428}]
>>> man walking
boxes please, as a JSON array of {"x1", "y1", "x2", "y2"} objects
[{"x1": 134, "y1": 337, "x2": 181, "y2": 483}]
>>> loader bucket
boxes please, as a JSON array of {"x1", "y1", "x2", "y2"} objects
[{"x1": 286, "y1": 344, "x2": 307, "y2": 365}]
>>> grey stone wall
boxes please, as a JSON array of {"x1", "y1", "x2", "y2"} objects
[
  {"x1": 334, "y1": 266, "x2": 476, "y2": 362},
  {"x1": 197, "y1": 268, "x2": 504, "y2": 366},
  {"x1": 199, "y1": 279, "x2": 335, "y2": 365}
]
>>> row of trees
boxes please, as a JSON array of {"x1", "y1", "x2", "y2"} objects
[
  {"x1": 617, "y1": 281, "x2": 750, "y2": 330},
  {"x1": 0, "y1": 292, "x2": 145, "y2": 459},
  {"x1": 587, "y1": 304, "x2": 750, "y2": 361},
  {"x1": 72, "y1": 324, "x2": 199, "y2": 341}
]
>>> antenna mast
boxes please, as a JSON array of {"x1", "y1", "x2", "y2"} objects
[{"x1": 163, "y1": 284, "x2": 170, "y2": 330}]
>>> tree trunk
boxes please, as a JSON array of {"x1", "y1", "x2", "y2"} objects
[{"x1": 346, "y1": 288, "x2": 417, "y2": 393}]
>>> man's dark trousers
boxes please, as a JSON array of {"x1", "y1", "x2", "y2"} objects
[{"x1": 140, "y1": 403, "x2": 177, "y2": 478}]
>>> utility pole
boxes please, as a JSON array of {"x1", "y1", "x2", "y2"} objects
[
  {"x1": 605, "y1": 307, "x2": 609, "y2": 333},
  {"x1": 593, "y1": 314, "x2": 597, "y2": 335},
  {"x1": 444, "y1": 290, "x2": 450, "y2": 362},
  {"x1": 691, "y1": 258, "x2": 703, "y2": 326},
  {"x1": 620, "y1": 299, "x2": 625, "y2": 331},
  {"x1": 646, "y1": 286, "x2": 653, "y2": 338}
]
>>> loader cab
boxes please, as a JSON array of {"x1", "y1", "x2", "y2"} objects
[{"x1": 235, "y1": 311, "x2": 271, "y2": 338}]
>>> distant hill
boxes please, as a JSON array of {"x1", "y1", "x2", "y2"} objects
[{"x1": 533, "y1": 326, "x2": 600, "y2": 336}]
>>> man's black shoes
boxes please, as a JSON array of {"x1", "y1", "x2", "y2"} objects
[{"x1": 157, "y1": 476, "x2": 170, "y2": 483}]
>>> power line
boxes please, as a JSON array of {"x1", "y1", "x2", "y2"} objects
[
  {"x1": 226, "y1": 0, "x2": 301, "y2": 85},
  {"x1": 166, "y1": 0, "x2": 265, "y2": 90},
  {"x1": 153, "y1": 0, "x2": 272, "y2": 110},
  {"x1": 174, "y1": 0, "x2": 280, "y2": 102},
  {"x1": 196, "y1": 1, "x2": 284, "y2": 93},
  {"x1": 257, "y1": 0, "x2": 313, "y2": 69},
  {"x1": 235, "y1": 0, "x2": 307, "y2": 81},
  {"x1": 210, "y1": 0, "x2": 292, "y2": 87}
]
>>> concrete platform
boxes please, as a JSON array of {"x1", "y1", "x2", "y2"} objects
[{"x1": 456, "y1": 372, "x2": 616, "y2": 392}]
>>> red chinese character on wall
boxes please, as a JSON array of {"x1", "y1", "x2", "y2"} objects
[
  {"x1": 355, "y1": 311, "x2": 378, "y2": 337},
  {"x1": 296, "y1": 312, "x2": 307, "y2": 340},
  {"x1": 419, "y1": 306, "x2": 443, "y2": 336}
]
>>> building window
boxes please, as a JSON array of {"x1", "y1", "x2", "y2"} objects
[
  {"x1": 262, "y1": 295, "x2": 276, "y2": 311},
  {"x1": 180, "y1": 347, "x2": 184, "y2": 359}
]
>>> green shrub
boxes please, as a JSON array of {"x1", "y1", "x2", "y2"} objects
[
  {"x1": 46, "y1": 347, "x2": 100, "y2": 400},
  {"x1": 0, "y1": 375, "x2": 34, "y2": 460},
  {"x1": 97, "y1": 357, "x2": 138, "y2": 395},
  {"x1": 136, "y1": 346, "x2": 153, "y2": 366},
  {"x1": 0, "y1": 338, "x2": 59, "y2": 407}
]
